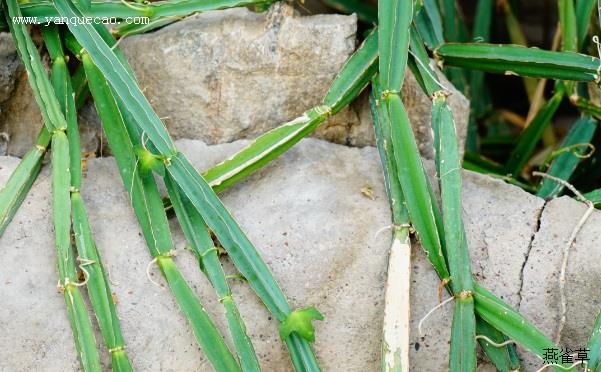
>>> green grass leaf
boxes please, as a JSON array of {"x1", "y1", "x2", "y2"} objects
[
  {"x1": 476, "y1": 318, "x2": 521, "y2": 372},
  {"x1": 55, "y1": 0, "x2": 175, "y2": 156},
  {"x1": 586, "y1": 310, "x2": 601, "y2": 370},
  {"x1": 505, "y1": 90, "x2": 564, "y2": 177},
  {"x1": 164, "y1": 174, "x2": 260, "y2": 372},
  {"x1": 205, "y1": 30, "x2": 378, "y2": 192},
  {"x1": 414, "y1": 0, "x2": 445, "y2": 50},
  {"x1": 433, "y1": 92, "x2": 476, "y2": 372},
  {"x1": 21, "y1": 0, "x2": 274, "y2": 19},
  {"x1": 575, "y1": 0, "x2": 596, "y2": 51},
  {"x1": 436, "y1": 43, "x2": 601, "y2": 82},
  {"x1": 2, "y1": 0, "x2": 66, "y2": 132},
  {"x1": 68, "y1": 5, "x2": 321, "y2": 364},
  {"x1": 83, "y1": 53, "x2": 241, "y2": 372},
  {"x1": 558, "y1": 0, "x2": 578, "y2": 52},
  {"x1": 474, "y1": 284, "x2": 574, "y2": 370},
  {"x1": 323, "y1": 29, "x2": 378, "y2": 114},
  {"x1": 537, "y1": 115, "x2": 597, "y2": 198},
  {"x1": 0, "y1": 128, "x2": 49, "y2": 236},
  {"x1": 378, "y1": 0, "x2": 413, "y2": 90},
  {"x1": 52, "y1": 130, "x2": 103, "y2": 372}
]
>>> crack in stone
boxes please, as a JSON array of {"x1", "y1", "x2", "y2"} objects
[{"x1": 517, "y1": 199, "x2": 548, "y2": 310}]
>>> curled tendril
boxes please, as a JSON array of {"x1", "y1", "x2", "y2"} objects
[{"x1": 541, "y1": 143, "x2": 596, "y2": 170}]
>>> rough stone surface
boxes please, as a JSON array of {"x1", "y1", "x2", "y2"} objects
[
  {"x1": 0, "y1": 6, "x2": 469, "y2": 160},
  {"x1": 0, "y1": 32, "x2": 19, "y2": 105},
  {"x1": 0, "y1": 138, "x2": 586, "y2": 371},
  {"x1": 0, "y1": 34, "x2": 101, "y2": 157},
  {"x1": 1, "y1": 69, "x2": 45, "y2": 157},
  {"x1": 118, "y1": 4, "x2": 361, "y2": 147},
  {"x1": 519, "y1": 196, "x2": 601, "y2": 371},
  {"x1": 0, "y1": 32, "x2": 21, "y2": 155},
  {"x1": 410, "y1": 166, "x2": 546, "y2": 371},
  {"x1": 117, "y1": 4, "x2": 469, "y2": 156}
]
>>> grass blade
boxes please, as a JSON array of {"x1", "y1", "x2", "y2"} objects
[
  {"x1": 537, "y1": 115, "x2": 597, "y2": 198},
  {"x1": 112, "y1": 0, "x2": 275, "y2": 38},
  {"x1": 323, "y1": 30, "x2": 378, "y2": 113},
  {"x1": 0, "y1": 128, "x2": 49, "y2": 236},
  {"x1": 164, "y1": 174, "x2": 260, "y2": 372},
  {"x1": 559, "y1": 0, "x2": 578, "y2": 52},
  {"x1": 113, "y1": 17, "x2": 181, "y2": 39},
  {"x1": 204, "y1": 107, "x2": 329, "y2": 193},
  {"x1": 432, "y1": 93, "x2": 476, "y2": 371},
  {"x1": 583, "y1": 188, "x2": 601, "y2": 204},
  {"x1": 467, "y1": 0, "x2": 494, "y2": 151},
  {"x1": 435, "y1": 43, "x2": 601, "y2": 82},
  {"x1": 414, "y1": 0, "x2": 445, "y2": 50},
  {"x1": 167, "y1": 155, "x2": 291, "y2": 318},
  {"x1": 441, "y1": 0, "x2": 458, "y2": 42},
  {"x1": 383, "y1": 94, "x2": 450, "y2": 280},
  {"x1": 21, "y1": 0, "x2": 274, "y2": 19},
  {"x1": 473, "y1": 283, "x2": 575, "y2": 371},
  {"x1": 52, "y1": 131, "x2": 102, "y2": 372},
  {"x1": 165, "y1": 154, "x2": 321, "y2": 371},
  {"x1": 205, "y1": 30, "x2": 377, "y2": 192},
  {"x1": 42, "y1": 25, "x2": 134, "y2": 371},
  {"x1": 2, "y1": 0, "x2": 66, "y2": 132},
  {"x1": 408, "y1": 26, "x2": 441, "y2": 96},
  {"x1": 72, "y1": 63, "x2": 90, "y2": 110},
  {"x1": 159, "y1": 257, "x2": 242, "y2": 372},
  {"x1": 505, "y1": 90, "x2": 564, "y2": 177},
  {"x1": 82, "y1": 53, "x2": 241, "y2": 372},
  {"x1": 410, "y1": 33, "x2": 521, "y2": 369},
  {"x1": 499, "y1": 0, "x2": 541, "y2": 103},
  {"x1": 371, "y1": 80, "x2": 411, "y2": 372},
  {"x1": 472, "y1": 0, "x2": 493, "y2": 43},
  {"x1": 71, "y1": 195, "x2": 132, "y2": 371},
  {"x1": 378, "y1": 0, "x2": 413, "y2": 90},
  {"x1": 4, "y1": 10, "x2": 101, "y2": 369},
  {"x1": 476, "y1": 319, "x2": 521, "y2": 372},
  {"x1": 575, "y1": 0, "x2": 596, "y2": 51},
  {"x1": 55, "y1": 0, "x2": 175, "y2": 156},
  {"x1": 586, "y1": 310, "x2": 601, "y2": 370},
  {"x1": 379, "y1": 0, "x2": 449, "y2": 280}
]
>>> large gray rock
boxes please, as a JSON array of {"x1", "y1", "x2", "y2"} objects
[
  {"x1": 0, "y1": 138, "x2": 583, "y2": 371},
  {"x1": 0, "y1": 6, "x2": 469, "y2": 160},
  {"x1": 0, "y1": 32, "x2": 21, "y2": 155},
  {"x1": 0, "y1": 33, "x2": 19, "y2": 105},
  {"x1": 118, "y1": 4, "x2": 361, "y2": 147},
  {"x1": 519, "y1": 196, "x2": 601, "y2": 371},
  {"x1": 117, "y1": 3, "x2": 468, "y2": 155}
]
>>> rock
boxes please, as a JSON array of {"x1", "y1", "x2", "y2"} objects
[
  {"x1": 0, "y1": 32, "x2": 19, "y2": 104},
  {"x1": 1, "y1": 5, "x2": 469, "y2": 159},
  {"x1": 0, "y1": 138, "x2": 575, "y2": 371},
  {"x1": 0, "y1": 138, "x2": 390, "y2": 371},
  {"x1": 0, "y1": 32, "x2": 21, "y2": 156},
  {"x1": 410, "y1": 165, "x2": 546, "y2": 371},
  {"x1": 0, "y1": 34, "x2": 101, "y2": 157},
  {"x1": 519, "y1": 196, "x2": 601, "y2": 371},
  {"x1": 0, "y1": 69, "x2": 45, "y2": 157},
  {"x1": 119, "y1": 4, "x2": 360, "y2": 147},
  {"x1": 116, "y1": 3, "x2": 468, "y2": 155}
]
